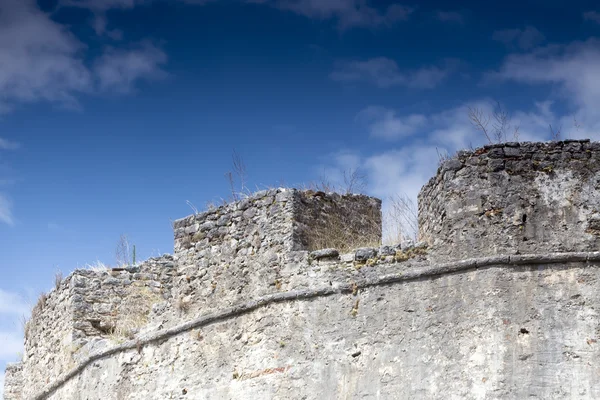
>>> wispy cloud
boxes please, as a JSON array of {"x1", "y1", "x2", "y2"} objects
[
  {"x1": 492, "y1": 26, "x2": 545, "y2": 50},
  {"x1": 0, "y1": 0, "x2": 167, "y2": 113},
  {"x1": 356, "y1": 106, "x2": 426, "y2": 140},
  {"x1": 488, "y1": 38, "x2": 600, "y2": 140},
  {"x1": 583, "y1": 11, "x2": 600, "y2": 24},
  {"x1": 331, "y1": 57, "x2": 459, "y2": 89},
  {"x1": 0, "y1": 139, "x2": 19, "y2": 151},
  {"x1": 0, "y1": 290, "x2": 29, "y2": 316},
  {"x1": 261, "y1": 0, "x2": 414, "y2": 30},
  {"x1": 94, "y1": 42, "x2": 168, "y2": 93},
  {"x1": 435, "y1": 10, "x2": 464, "y2": 24},
  {"x1": 65, "y1": 0, "x2": 414, "y2": 30}
]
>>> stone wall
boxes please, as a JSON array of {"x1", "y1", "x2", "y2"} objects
[
  {"x1": 19, "y1": 252, "x2": 600, "y2": 400},
  {"x1": 3, "y1": 364, "x2": 22, "y2": 400},
  {"x1": 13, "y1": 255, "x2": 176, "y2": 400},
  {"x1": 169, "y1": 188, "x2": 381, "y2": 318},
  {"x1": 419, "y1": 139, "x2": 600, "y2": 261}
]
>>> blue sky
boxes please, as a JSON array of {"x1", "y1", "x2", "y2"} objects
[{"x1": 2, "y1": 0, "x2": 600, "y2": 391}]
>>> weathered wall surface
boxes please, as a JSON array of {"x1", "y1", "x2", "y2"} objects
[
  {"x1": 33, "y1": 254, "x2": 600, "y2": 400},
  {"x1": 419, "y1": 139, "x2": 600, "y2": 262}
]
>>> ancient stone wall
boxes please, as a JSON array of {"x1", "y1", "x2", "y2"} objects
[
  {"x1": 6, "y1": 141, "x2": 600, "y2": 400},
  {"x1": 169, "y1": 188, "x2": 381, "y2": 318},
  {"x1": 14, "y1": 252, "x2": 600, "y2": 400},
  {"x1": 419, "y1": 139, "x2": 600, "y2": 261},
  {"x1": 13, "y1": 255, "x2": 176, "y2": 400}
]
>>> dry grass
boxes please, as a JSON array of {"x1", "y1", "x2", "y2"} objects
[
  {"x1": 31, "y1": 292, "x2": 48, "y2": 318},
  {"x1": 383, "y1": 193, "x2": 418, "y2": 245},
  {"x1": 54, "y1": 271, "x2": 63, "y2": 291},
  {"x1": 108, "y1": 287, "x2": 161, "y2": 342},
  {"x1": 307, "y1": 206, "x2": 381, "y2": 252},
  {"x1": 84, "y1": 260, "x2": 109, "y2": 272}
]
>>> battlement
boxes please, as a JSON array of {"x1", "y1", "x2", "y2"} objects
[
  {"x1": 419, "y1": 139, "x2": 600, "y2": 261},
  {"x1": 173, "y1": 188, "x2": 382, "y2": 265}
]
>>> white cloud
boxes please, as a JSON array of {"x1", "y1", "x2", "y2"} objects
[
  {"x1": 331, "y1": 57, "x2": 457, "y2": 89},
  {"x1": 492, "y1": 26, "x2": 545, "y2": 50},
  {"x1": 0, "y1": 139, "x2": 19, "y2": 151},
  {"x1": 0, "y1": 0, "x2": 92, "y2": 112},
  {"x1": 0, "y1": 290, "x2": 29, "y2": 316},
  {"x1": 435, "y1": 10, "x2": 464, "y2": 24},
  {"x1": 583, "y1": 11, "x2": 600, "y2": 24},
  {"x1": 0, "y1": 330, "x2": 23, "y2": 359},
  {"x1": 94, "y1": 42, "x2": 168, "y2": 93},
  {"x1": 356, "y1": 106, "x2": 426, "y2": 140},
  {"x1": 0, "y1": 0, "x2": 167, "y2": 113},
  {"x1": 490, "y1": 38, "x2": 600, "y2": 140}
]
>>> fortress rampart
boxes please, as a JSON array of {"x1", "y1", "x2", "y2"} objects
[{"x1": 5, "y1": 140, "x2": 600, "y2": 400}]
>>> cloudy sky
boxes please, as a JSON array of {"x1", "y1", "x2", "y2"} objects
[{"x1": 2, "y1": 0, "x2": 600, "y2": 391}]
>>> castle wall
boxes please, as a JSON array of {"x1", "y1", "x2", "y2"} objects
[
  {"x1": 17, "y1": 256, "x2": 176, "y2": 399},
  {"x1": 8, "y1": 141, "x2": 600, "y2": 399},
  {"x1": 170, "y1": 188, "x2": 381, "y2": 318},
  {"x1": 33, "y1": 254, "x2": 600, "y2": 400},
  {"x1": 20, "y1": 275, "x2": 76, "y2": 399},
  {"x1": 419, "y1": 140, "x2": 600, "y2": 261}
]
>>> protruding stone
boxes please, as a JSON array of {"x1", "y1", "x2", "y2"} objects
[{"x1": 310, "y1": 248, "x2": 340, "y2": 260}]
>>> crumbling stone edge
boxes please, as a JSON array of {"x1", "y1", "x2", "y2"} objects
[{"x1": 31, "y1": 251, "x2": 600, "y2": 400}]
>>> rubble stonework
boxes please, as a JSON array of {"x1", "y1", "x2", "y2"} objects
[
  {"x1": 5, "y1": 140, "x2": 600, "y2": 400},
  {"x1": 419, "y1": 139, "x2": 600, "y2": 261}
]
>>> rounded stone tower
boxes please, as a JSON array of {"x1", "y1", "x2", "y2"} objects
[{"x1": 418, "y1": 139, "x2": 600, "y2": 261}]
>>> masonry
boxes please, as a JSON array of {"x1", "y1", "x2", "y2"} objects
[{"x1": 5, "y1": 139, "x2": 600, "y2": 400}]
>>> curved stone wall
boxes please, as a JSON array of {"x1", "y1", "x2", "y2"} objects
[
  {"x1": 24, "y1": 253, "x2": 600, "y2": 400},
  {"x1": 419, "y1": 140, "x2": 600, "y2": 261}
]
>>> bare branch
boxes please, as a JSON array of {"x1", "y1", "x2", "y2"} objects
[
  {"x1": 116, "y1": 234, "x2": 131, "y2": 267},
  {"x1": 549, "y1": 124, "x2": 562, "y2": 141},
  {"x1": 436, "y1": 147, "x2": 451, "y2": 166},
  {"x1": 512, "y1": 123, "x2": 520, "y2": 142},
  {"x1": 468, "y1": 107, "x2": 493, "y2": 144},
  {"x1": 342, "y1": 168, "x2": 367, "y2": 194},
  {"x1": 492, "y1": 101, "x2": 509, "y2": 143},
  {"x1": 225, "y1": 171, "x2": 238, "y2": 201}
]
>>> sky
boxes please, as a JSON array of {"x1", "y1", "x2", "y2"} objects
[{"x1": 2, "y1": 0, "x2": 600, "y2": 392}]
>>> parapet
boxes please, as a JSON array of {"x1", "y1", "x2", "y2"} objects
[
  {"x1": 419, "y1": 140, "x2": 600, "y2": 261},
  {"x1": 173, "y1": 188, "x2": 382, "y2": 266}
]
